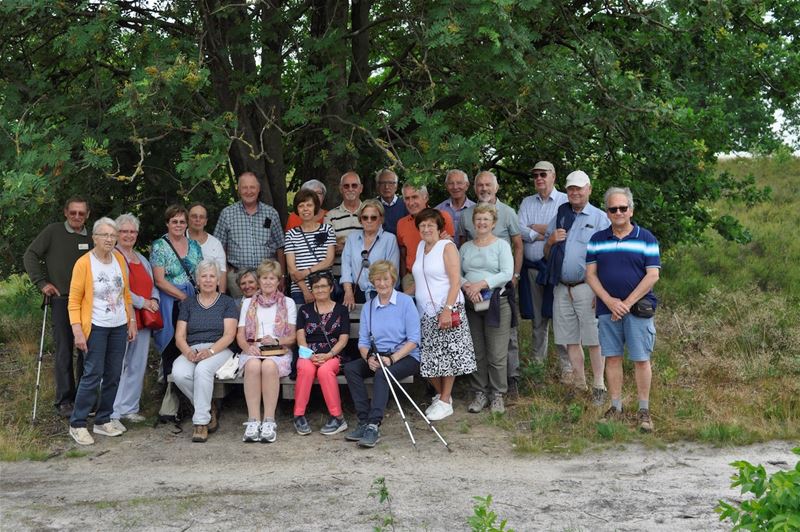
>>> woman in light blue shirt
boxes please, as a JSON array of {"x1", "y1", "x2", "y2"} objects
[{"x1": 340, "y1": 199, "x2": 400, "y2": 311}]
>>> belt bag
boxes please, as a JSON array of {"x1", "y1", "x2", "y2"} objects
[{"x1": 631, "y1": 297, "x2": 655, "y2": 318}]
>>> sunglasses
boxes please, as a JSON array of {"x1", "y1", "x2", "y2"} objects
[
  {"x1": 342, "y1": 183, "x2": 360, "y2": 189},
  {"x1": 68, "y1": 210, "x2": 88, "y2": 216},
  {"x1": 361, "y1": 249, "x2": 370, "y2": 269},
  {"x1": 361, "y1": 214, "x2": 379, "y2": 221},
  {"x1": 532, "y1": 171, "x2": 548, "y2": 178},
  {"x1": 607, "y1": 205, "x2": 629, "y2": 214}
]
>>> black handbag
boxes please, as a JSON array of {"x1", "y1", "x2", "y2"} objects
[{"x1": 630, "y1": 297, "x2": 655, "y2": 318}]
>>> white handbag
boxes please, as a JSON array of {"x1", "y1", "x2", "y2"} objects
[{"x1": 215, "y1": 354, "x2": 240, "y2": 380}]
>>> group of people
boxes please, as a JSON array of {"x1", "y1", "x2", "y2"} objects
[{"x1": 23, "y1": 162, "x2": 660, "y2": 448}]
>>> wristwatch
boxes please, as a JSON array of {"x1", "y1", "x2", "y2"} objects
[
  {"x1": 446, "y1": 304, "x2": 455, "y2": 311},
  {"x1": 208, "y1": 347, "x2": 215, "y2": 356},
  {"x1": 513, "y1": 273, "x2": 521, "y2": 280}
]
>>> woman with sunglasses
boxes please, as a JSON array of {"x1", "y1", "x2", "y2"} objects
[
  {"x1": 285, "y1": 189, "x2": 336, "y2": 305},
  {"x1": 340, "y1": 199, "x2": 400, "y2": 311},
  {"x1": 293, "y1": 271, "x2": 350, "y2": 435}
]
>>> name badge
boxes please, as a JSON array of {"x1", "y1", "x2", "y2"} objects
[{"x1": 78, "y1": 243, "x2": 89, "y2": 250}]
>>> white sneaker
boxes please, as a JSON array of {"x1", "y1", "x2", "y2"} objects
[
  {"x1": 242, "y1": 420, "x2": 260, "y2": 442},
  {"x1": 426, "y1": 398, "x2": 453, "y2": 421},
  {"x1": 69, "y1": 427, "x2": 95, "y2": 446},
  {"x1": 260, "y1": 421, "x2": 277, "y2": 443},
  {"x1": 108, "y1": 419, "x2": 127, "y2": 433},
  {"x1": 93, "y1": 422, "x2": 123, "y2": 437},
  {"x1": 121, "y1": 413, "x2": 146, "y2": 423},
  {"x1": 425, "y1": 394, "x2": 441, "y2": 416}
]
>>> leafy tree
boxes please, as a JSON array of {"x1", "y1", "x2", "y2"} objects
[{"x1": 1, "y1": 0, "x2": 798, "y2": 275}]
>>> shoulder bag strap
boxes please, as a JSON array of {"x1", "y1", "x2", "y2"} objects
[
  {"x1": 314, "y1": 302, "x2": 335, "y2": 353},
  {"x1": 162, "y1": 236, "x2": 196, "y2": 287},
  {"x1": 421, "y1": 248, "x2": 438, "y2": 313}
]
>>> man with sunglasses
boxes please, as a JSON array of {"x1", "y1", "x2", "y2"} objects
[
  {"x1": 375, "y1": 169, "x2": 407, "y2": 235},
  {"x1": 518, "y1": 161, "x2": 571, "y2": 384},
  {"x1": 586, "y1": 187, "x2": 660, "y2": 432},
  {"x1": 24, "y1": 197, "x2": 93, "y2": 418},
  {"x1": 544, "y1": 171, "x2": 610, "y2": 403},
  {"x1": 325, "y1": 171, "x2": 364, "y2": 277}
]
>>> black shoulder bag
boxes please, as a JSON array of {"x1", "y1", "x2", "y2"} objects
[{"x1": 162, "y1": 236, "x2": 198, "y2": 291}]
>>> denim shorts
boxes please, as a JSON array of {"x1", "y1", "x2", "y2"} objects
[{"x1": 598, "y1": 313, "x2": 655, "y2": 361}]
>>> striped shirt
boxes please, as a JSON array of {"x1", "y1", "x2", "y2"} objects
[
  {"x1": 213, "y1": 201, "x2": 283, "y2": 270},
  {"x1": 518, "y1": 190, "x2": 568, "y2": 261},
  {"x1": 586, "y1": 224, "x2": 661, "y2": 316},
  {"x1": 284, "y1": 223, "x2": 336, "y2": 294},
  {"x1": 324, "y1": 202, "x2": 362, "y2": 275}
]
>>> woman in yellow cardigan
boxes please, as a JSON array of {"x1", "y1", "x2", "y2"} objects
[{"x1": 68, "y1": 217, "x2": 136, "y2": 446}]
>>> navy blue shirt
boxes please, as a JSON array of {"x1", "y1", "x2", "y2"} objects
[{"x1": 586, "y1": 224, "x2": 661, "y2": 316}]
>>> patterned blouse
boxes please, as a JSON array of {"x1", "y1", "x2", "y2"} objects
[{"x1": 150, "y1": 236, "x2": 203, "y2": 285}]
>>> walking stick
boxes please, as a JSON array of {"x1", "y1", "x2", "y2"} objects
[
  {"x1": 32, "y1": 295, "x2": 50, "y2": 424},
  {"x1": 373, "y1": 343, "x2": 417, "y2": 449}
]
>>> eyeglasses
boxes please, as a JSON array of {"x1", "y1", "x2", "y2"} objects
[
  {"x1": 360, "y1": 214, "x2": 379, "y2": 221},
  {"x1": 94, "y1": 233, "x2": 117, "y2": 240},
  {"x1": 361, "y1": 249, "x2": 370, "y2": 269},
  {"x1": 342, "y1": 183, "x2": 360, "y2": 189},
  {"x1": 169, "y1": 219, "x2": 187, "y2": 225},
  {"x1": 68, "y1": 210, "x2": 88, "y2": 216},
  {"x1": 532, "y1": 172, "x2": 549, "y2": 178},
  {"x1": 607, "y1": 205, "x2": 629, "y2": 214},
  {"x1": 377, "y1": 181, "x2": 397, "y2": 186},
  {"x1": 312, "y1": 284, "x2": 332, "y2": 290},
  {"x1": 119, "y1": 229, "x2": 138, "y2": 235}
]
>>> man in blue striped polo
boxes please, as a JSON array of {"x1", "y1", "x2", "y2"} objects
[{"x1": 586, "y1": 187, "x2": 661, "y2": 432}]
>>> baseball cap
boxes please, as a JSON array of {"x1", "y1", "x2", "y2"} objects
[
  {"x1": 565, "y1": 170, "x2": 590, "y2": 188},
  {"x1": 532, "y1": 161, "x2": 555, "y2": 172}
]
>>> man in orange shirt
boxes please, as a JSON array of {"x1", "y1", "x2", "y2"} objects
[{"x1": 396, "y1": 184, "x2": 455, "y2": 294}]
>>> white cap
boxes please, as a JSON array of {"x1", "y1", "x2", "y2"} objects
[{"x1": 565, "y1": 170, "x2": 590, "y2": 188}]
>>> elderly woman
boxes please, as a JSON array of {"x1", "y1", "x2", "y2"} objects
[
  {"x1": 285, "y1": 179, "x2": 328, "y2": 230},
  {"x1": 285, "y1": 189, "x2": 336, "y2": 305},
  {"x1": 460, "y1": 204, "x2": 514, "y2": 414},
  {"x1": 151, "y1": 204, "x2": 203, "y2": 378},
  {"x1": 236, "y1": 259, "x2": 297, "y2": 443},
  {"x1": 68, "y1": 217, "x2": 136, "y2": 446},
  {"x1": 343, "y1": 260, "x2": 420, "y2": 448},
  {"x1": 172, "y1": 260, "x2": 239, "y2": 443},
  {"x1": 340, "y1": 199, "x2": 400, "y2": 311},
  {"x1": 411, "y1": 208, "x2": 476, "y2": 421},
  {"x1": 293, "y1": 271, "x2": 350, "y2": 435},
  {"x1": 110, "y1": 213, "x2": 160, "y2": 429}
]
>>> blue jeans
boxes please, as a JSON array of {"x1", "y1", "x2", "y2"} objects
[
  {"x1": 70, "y1": 324, "x2": 127, "y2": 428},
  {"x1": 344, "y1": 355, "x2": 419, "y2": 425}
]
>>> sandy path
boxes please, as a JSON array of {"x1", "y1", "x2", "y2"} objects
[{"x1": 1, "y1": 408, "x2": 795, "y2": 531}]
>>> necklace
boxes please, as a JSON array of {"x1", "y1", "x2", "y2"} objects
[{"x1": 92, "y1": 250, "x2": 113, "y2": 264}]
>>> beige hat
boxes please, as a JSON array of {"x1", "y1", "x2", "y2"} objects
[
  {"x1": 565, "y1": 170, "x2": 590, "y2": 188},
  {"x1": 532, "y1": 161, "x2": 555, "y2": 172}
]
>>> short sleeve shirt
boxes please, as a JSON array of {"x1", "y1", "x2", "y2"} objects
[
  {"x1": 213, "y1": 202, "x2": 284, "y2": 270},
  {"x1": 150, "y1": 237, "x2": 203, "y2": 285},
  {"x1": 296, "y1": 302, "x2": 350, "y2": 354},
  {"x1": 284, "y1": 223, "x2": 337, "y2": 294},
  {"x1": 178, "y1": 294, "x2": 239, "y2": 345},
  {"x1": 460, "y1": 200, "x2": 521, "y2": 245}
]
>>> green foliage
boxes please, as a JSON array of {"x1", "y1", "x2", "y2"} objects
[
  {"x1": 368, "y1": 477, "x2": 395, "y2": 531},
  {"x1": 468, "y1": 495, "x2": 514, "y2": 532},
  {"x1": 716, "y1": 448, "x2": 800, "y2": 530}
]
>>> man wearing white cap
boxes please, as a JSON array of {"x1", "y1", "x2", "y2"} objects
[
  {"x1": 544, "y1": 170, "x2": 609, "y2": 403},
  {"x1": 518, "y1": 162, "x2": 571, "y2": 382}
]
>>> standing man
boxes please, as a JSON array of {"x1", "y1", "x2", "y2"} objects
[
  {"x1": 435, "y1": 169, "x2": 475, "y2": 242},
  {"x1": 396, "y1": 184, "x2": 455, "y2": 294},
  {"x1": 544, "y1": 170, "x2": 610, "y2": 403},
  {"x1": 214, "y1": 171, "x2": 284, "y2": 298},
  {"x1": 188, "y1": 202, "x2": 227, "y2": 293},
  {"x1": 24, "y1": 197, "x2": 93, "y2": 417},
  {"x1": 518, "y1": 161, "x2": 571, "y2": 382},
  {"x1": 586, "y1": 187, "x2": 660, "y2": 432},
  {"x1": 460, "y1": 171, "x2": 524, "y2": 399},
  {"x1": 325, "y1": 171, "x2": 364, "y2": 277},
  {"x1": 375, "y1": 169, "x2": 407, "y2": 234}
]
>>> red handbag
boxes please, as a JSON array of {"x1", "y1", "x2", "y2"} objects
[{"x1": 140, "y1": 308, "x2": 164, "y2": 330}]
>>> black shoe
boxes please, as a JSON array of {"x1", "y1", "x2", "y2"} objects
[
  {"x1": 506, "y1": 378, "x2": 519, "y2": 403},
  {"x1": 57, "y1": 403, "x2": 74, "y2": 418}
]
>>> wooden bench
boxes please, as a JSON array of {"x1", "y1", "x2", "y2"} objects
[{"x1": 210, "y1": 303, "x2": 413, "y2": 400}]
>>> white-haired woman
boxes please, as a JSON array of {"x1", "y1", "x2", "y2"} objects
[
  {"x1": 110, "y1": 213, "x2": 159, "y2": 429},
  {"x1": 68, "y1": 217, "x2": 136, "y2": 445},
  {"x1": 172, "y1": 260, "x2": 239, "y2": 443}
]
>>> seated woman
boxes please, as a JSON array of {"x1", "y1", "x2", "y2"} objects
[
  {"x1": 68, "y1": 217, "x2": 136, "y2": 446},
  {"x1": 293, "y1": 271, "x2": 350, "y2": 436},
  {"x1": 235, "y1": 268, "x2": 258, "y2": 308},
  {"x1": 236, "y1": 259, "x2": 297, "y2": 443},
  {"x1": 172, "y1": 260, "x2": 239, "y2": 443},
  {"x1": 284, "y1": 189, "x2": 336, "y2": 305},
  {"x1": 460, "y1": 204, "x2": 514, "y2": 414},
  {"x1": 343, "y1": 260, "x2": 420, "y2": 449},
  {"x1": 340, "y1": 199, "x2": 400, "y2": 311}
]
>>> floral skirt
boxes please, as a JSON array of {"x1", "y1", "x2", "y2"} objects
[{"x1": 419, "y1": 304, "x2": 477, "y2": 378}]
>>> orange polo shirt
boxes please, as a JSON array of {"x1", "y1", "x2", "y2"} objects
[{"x1": 396, "y1": 210, "x2": 455, "y2": 272}]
